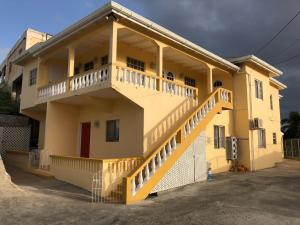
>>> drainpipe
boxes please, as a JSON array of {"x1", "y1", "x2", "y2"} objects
[{"x1": 247, "y1": 73, "x2": 256, "y2": 171}]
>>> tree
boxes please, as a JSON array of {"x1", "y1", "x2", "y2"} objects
[
  {"x1": 0, "y1": 83, "x2": 20, "y2": 114},
  {"x1": 281, "y1": 111, "x2": 300, "y2": 139}
]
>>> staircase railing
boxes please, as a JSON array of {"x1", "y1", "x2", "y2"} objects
[{"x1": 123, "y1": 88, "x2": 232, "y2": 204}]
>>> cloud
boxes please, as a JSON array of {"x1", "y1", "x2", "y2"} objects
[{"x1": 129, "y1": 0, "x2": 300, "y2": 118}]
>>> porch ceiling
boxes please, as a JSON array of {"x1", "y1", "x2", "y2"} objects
[
  {"x1": 118, "y1": 28, "x2": 156, "y2": 54},
  {"x1": 164, "y1": 47, "x2": 207, "y2": 72}
]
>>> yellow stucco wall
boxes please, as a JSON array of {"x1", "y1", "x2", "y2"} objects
[{"x1": 17, "y1": 21, "x2": 284, "y2": 176}]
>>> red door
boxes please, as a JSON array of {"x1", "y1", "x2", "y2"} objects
[{"x1": 80, "y1": 122, "x2": 91, "y2": 158}]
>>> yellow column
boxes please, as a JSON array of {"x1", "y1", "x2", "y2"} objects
[
  {"x1": 157, "y1": 44, "x2": 163, "y2": 91},
  {"x1": 67, "y1": 46, "x2": 75, "y2": 77},
  {"x1": 108, "y1": 21, "x2": 118, "y2": 83},
  {"x1": 207, "y1": 66, "x2": 213, "y2": 94}
]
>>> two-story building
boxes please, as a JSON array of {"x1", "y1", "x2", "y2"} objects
[{"x1": 13, "y1": 2, "x2": 286, "y2": 204}]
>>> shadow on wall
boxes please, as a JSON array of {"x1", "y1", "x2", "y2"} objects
[{"x1": 144, "y1": 99, "x2": 197, "y2": 156}]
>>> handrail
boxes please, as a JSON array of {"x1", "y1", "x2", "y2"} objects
[
  {"x1": 115, "y1": 64, "x2": 198, "y2": 98},
  {"x1": 127, "y1": 88, "x2": 221, "y2": 179},
  {"x1": 50, "y1": 154, "x2": 141, "y2": 162},
  {"x1": 37, "y1": 65, "x2": 109, "y2": 91},
  {"x1": 123, "y1": 87, "x2": 232, "y2": 203}
]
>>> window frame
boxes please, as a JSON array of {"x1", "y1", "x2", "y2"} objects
[
  {"x1": 270, "y1": 94, "x2": 273, "y2": 110},
  {"x1": 272, "y1": 132, "x2": 277, "y2": 144},
  {"x1": 101, "y1": 55, "x2": 108, "y2": 66},
  {"x1": 258, "y1": 129, "x2": 266, "y2": 148},
  {"x1": 84, "y1": 61, "x2": 94, "y2": 72},
  {"x1": 127, "y1": 57, "x2": 145, "y2": 72},
  {"x1": 255, "y1": 79, "x2": 263, "y2": 100},
  {"x1": 213, "y1": 80, "x2": 223, "y2": 88},
  {"x1": 29, "y1": 68, "x2": 37, "y2": 86},
  {"x1": 214, "y1": 125, "x2": 225, "y2": 149},
  {"x1": 106, "y1": 119, "x2": 120, "y2": 142},
  {"x1": 184, "y1": 76, "x2": 196, "y2": 87}
]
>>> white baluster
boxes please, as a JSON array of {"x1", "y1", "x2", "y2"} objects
[
  {"x1": 138, "y1": 171, "x2": 143, "y2": 189},
  {"x1": 171, "y1": 136, "x2": 177, "y2": 150},
  {"x1": 157, "y1": 153, "x2": 162, "y2": 167},
  {"x1": 151, "y1": 158, "x2": 156, "y2": 175},
  {"x1": 131, "y1": 178, "x2": 136, "y2": 196},
  {"x1": 162, "y1": 147, "x2": 167, "y2": 162},
  {"x1": 186, "y1": 122, "x2": 191, "y2": 135},
  {"x1": 167, "y1": 142, "x2": 172, "y2": 155},
  {"x1": 194, "y1": 114, "x2": 199, "y2": 125},
  {"x1": 190, "y1": 119, "x2": 195, "y2": 130},
  {"x1": 145, "y1": 164, "x2": 150, "y2": 181},
  {"x1": 116, "y1": 67, "x2": 120, "y2": 81},
  {"x1": 152, "y1": 78, "x2": 156, "y2": 90}
]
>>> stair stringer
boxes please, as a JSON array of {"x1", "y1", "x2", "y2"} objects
[{"x1": 151, "y1": 131, "x2": 206, "y2": 193}]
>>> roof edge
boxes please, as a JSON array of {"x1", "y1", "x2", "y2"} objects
[
  {"x1": 270, "y1": 77, "x2": 287, "y2": 90},
  {"x1": 228, "y1": 55, "x2": 283, "y2": 76}
]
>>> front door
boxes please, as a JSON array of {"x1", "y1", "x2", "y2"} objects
[{"x1": 80, "y1": 122, "x2": 91, "y2": 158}]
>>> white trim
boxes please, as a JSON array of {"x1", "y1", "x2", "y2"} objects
[
  {"x1": 14, "y1": 1, "x2": 239, "y2": 72},
  {"x1": 270, "y1": 77, "x2": 287, "y2": 90},
  {"x1": 228, "y1": 55, "x2": 282, "y2": 76}
]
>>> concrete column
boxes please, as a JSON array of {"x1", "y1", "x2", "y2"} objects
[
  {"x1": 108, "y1": 22, "x2": 118, "y2": 82},
  {"x1": 207, "y1": 66, "x2": 213, "y2": 94},
  {"x1": 157, "y1": 44, "x2": 163, "y2": 91},
  {"x1": 67, "y1": 46, "x2": 75, "y2": 77}
]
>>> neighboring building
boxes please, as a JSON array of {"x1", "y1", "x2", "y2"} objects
[
  {"x1": 12, "y1": 2, "x2": 286, "y2": 204},
  {"x1": 0, "y1": 28, "x2": 51, "y2": 96},
  {"x1": 0, "y1": 28, "x2": 51, "y2": 149}
]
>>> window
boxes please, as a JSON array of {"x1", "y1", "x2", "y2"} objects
[
  {"x1": 101, "y1": 55, "x2": 108, "y2": 65},
  {"x1": 213, "y1": 80, "x2": 222, "y2": 88},
  {"x1": 214, "y1": 125, "x2": 225, "y2": 149},
  {"x1": 9, "y1": 63, "x2": 12, "y2": 73},
  {"x1": 18, "y1": 48, "x2": 23, "y2": 55},
  {"x1": 29, "y1": 68, "x2": 37, "y2": 86},
  {"x1": 184, "y1": 76, "x2": 196, "y2": 87},
  {"x1": 258, "y1": 129, "x2": 266, "y2": 148},
  {"x1": 272, "y1": 133, "x2": 277, "y2": 144},
  {"x1": 270, "y1": 95, "x2": 273, "y2": 110},
  {"x1": 255, "y1": 79, "x2": 263, "y2": 99},
  {"x1": 84, "y1": 61, "x2": 94, "y2": 71},
  {"x1": 163, "y1": 71, "x2": 175, "y2": 81},
  {"x1": 106, "y1": 120, "x2": 120, "y2": 142},
  {"x1": 74, "y1": 67, "x2": 80, "y2": 75},
  {"x1": 127, "y1": 57, "x2": 145, "y2": 72}
]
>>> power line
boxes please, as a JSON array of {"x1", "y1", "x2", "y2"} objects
[
  {"x1": 255, "y1": 10, "x2": 300, "y2": 55},
  {"x1": 267, "y1": 38, "x2": 300, "y2": 61},
  {"x1": 274, "y1": 52, "x2": 300, "y2": 65}
]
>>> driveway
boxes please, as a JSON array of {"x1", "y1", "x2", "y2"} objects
[{"x1": 1, "y1": 160, "x2": 300, "y2": 225}]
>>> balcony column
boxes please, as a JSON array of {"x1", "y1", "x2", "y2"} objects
[
  {"x1": 207, "y1": 65, "x2": 214, "y2": 94},
  {"x1": 108, "y1": 21, "x2": 118, "y2": 84},
  {"x1": 157, "y1": 44, "x2": 164, "y2": 91},
  {"x1": 67, "y1": 46, "x2": 75, "y2": 78}
]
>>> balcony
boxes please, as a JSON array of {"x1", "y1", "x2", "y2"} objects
[
  {"x1": 37, "y1": 65, "x2": 198, "y2": 104},
  {"x1": 37, "y1": 66, "x2": 109, "y2": 103}
]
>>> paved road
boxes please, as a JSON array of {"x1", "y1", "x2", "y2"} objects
[{"x1": 1, "y1": 160, "x2": 300, "y2": 225}]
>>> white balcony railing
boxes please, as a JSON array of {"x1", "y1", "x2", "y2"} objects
[
  {"x1": 70, "y1": 67, "x2": 108, "y2": 91},
  {"x1": 162, "y1": 79, "x2": 196, "y2": 98},
  {"x1": 37, "y1": 67, "x2": 108, "y2": 100},
  {"x1": 116, "y1": 66, "x2": 158, "y2": 91},
  {"x1": 38, "y1": 80, "x2": 67, "y2": 99}
]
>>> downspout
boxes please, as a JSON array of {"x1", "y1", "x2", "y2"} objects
[{"x1": 247, "y1": 73, "x2": 256, "y2": 171}]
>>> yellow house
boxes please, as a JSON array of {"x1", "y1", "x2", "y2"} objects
[{"x1": 13, "y1": 2, "x2": 286, "y2": 204}]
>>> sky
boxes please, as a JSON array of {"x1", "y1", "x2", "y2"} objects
[{"x1": 0, "y1": 0, "x2": 300, "y2": 118}]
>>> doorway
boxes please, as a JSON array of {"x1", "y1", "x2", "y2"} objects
[{"x1": 80, "y1": 122, "x2": 91, "y2": 158}]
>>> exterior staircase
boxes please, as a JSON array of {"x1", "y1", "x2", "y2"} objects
[{"x1": 121, "y1": 88, "x2": 233, "y2": 204}]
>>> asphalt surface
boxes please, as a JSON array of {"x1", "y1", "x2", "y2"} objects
[{"x1": 0, "y1": 160, "x2": 299, "y2": 225}]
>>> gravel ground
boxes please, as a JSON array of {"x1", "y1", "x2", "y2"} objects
[{"x1": 0, "y1": 160, "x2": 299, "y2": 225}]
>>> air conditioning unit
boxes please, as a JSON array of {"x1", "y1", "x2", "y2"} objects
[
  {"x1": 226, "y1": 136, "x2": 238, "y2": 160},
  {"x1": 251, "y1": 118, "x2": 263, "y2": 129}
]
